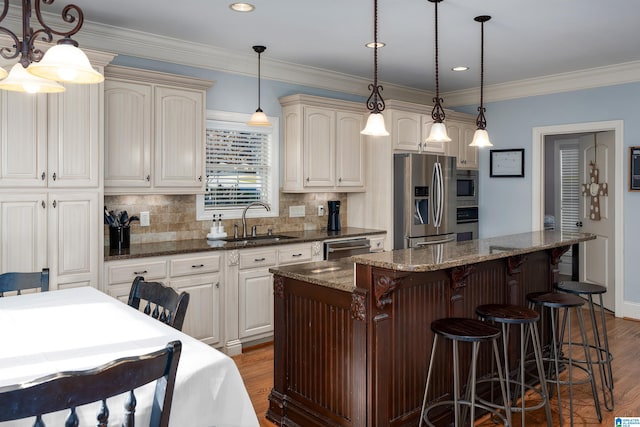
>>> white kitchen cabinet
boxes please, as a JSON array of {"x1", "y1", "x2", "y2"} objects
[
  {"x1": 389, "y1": 109, "x2": 444, "y2": 154},
  {"x1": 0, "y1": 191, "x2": 99, "y2": 289},
  {"x1": 0, "y1": 82, "x2": 100, "y2": 188},
  {"x1": 104, "y1": 251, "x2": 223, "y2": 348},
  {"x1": 446, "y1": 121, "x2": 479, "y2": 170},
  {"x1": 103, "y1": 65, "x2": 213, "y2": 194},
  {"x1": 280, "y1": 94, "x2": 365, "y2": 192},
  {"x1": 224, "y1": 240, "x2": 323, "y2": 355}
]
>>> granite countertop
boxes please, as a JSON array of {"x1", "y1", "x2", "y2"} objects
[
  {"x1": 105, "y1": 227, "x2": 386, "y2": 261},
  {"x1": 351, "y1": 230, "x2": 595, "y2": 272},
  {"x1": 270, "y1": 230, "x2": 595, "y2": 292}
]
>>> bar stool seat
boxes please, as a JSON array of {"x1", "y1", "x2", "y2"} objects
[
  {"x1": 527, "y1": 292, "x2": 602, "y2": 426},
  {"x1": 556, "y1": 281, "x2": 614, "y2": 411},
  {"x1": 419, "y1": 318, "x2": 510, "y2": 427},
  {"x1": 476, "y1": 304, "x2": 552, "y2": 427}
]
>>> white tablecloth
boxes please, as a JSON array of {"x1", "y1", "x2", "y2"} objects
[{"x1": 0, "y1": 287, "x2": 259, "y2": 427}]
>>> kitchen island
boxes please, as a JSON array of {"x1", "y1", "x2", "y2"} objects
[{"x1": 266, "y1": 231, "x2": 595, "y2": 427}]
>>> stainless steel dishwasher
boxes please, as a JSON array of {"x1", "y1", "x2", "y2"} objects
[{"x1": 323, "y1": 238, "x2": 371, "y2": 260}]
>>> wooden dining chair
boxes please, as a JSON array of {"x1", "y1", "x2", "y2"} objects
[
  {"x1": 0, "y1": 340, "x2": 182, "y2": 427},
  {"x1": 0, "y1": 268, "x2": 49, "y2": 297},
  {"x1": 128, "y1": 276, "x2": 190, "y2": 331}
]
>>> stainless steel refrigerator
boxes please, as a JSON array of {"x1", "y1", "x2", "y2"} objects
[{"x1": 393, "y1": 153, "x2": 457, "y2": 249}]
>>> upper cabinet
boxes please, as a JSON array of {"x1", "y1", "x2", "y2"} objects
[
  {"x1": 280, "y1": 94, "x2": 366, "y2": 193},
  {"x1": 446, "y1": 120, "x2": 479, "y2": 170},
  {"x1": 384, "y1": 100, "x2": 478, "y2": 170},
  {"x1": 104, "y1": 66, "x2": 213, "y2": 194},
  {"x1": 0, "y1": 82, "x2": 101, "y2": 188}
]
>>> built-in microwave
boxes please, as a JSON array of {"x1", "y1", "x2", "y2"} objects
[{"x1": 456, "y1": 170, "x2": 478, "y2": 202}]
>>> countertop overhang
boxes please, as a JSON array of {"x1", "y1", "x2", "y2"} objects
[
  {"x1": 105, "y1": 227, "x2": 386, "y2": 261},
  {"x1": 270, "y1": 230, "x2": 595, "y2": 291}
]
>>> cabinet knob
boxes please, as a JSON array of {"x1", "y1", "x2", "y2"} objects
[
  {"x1": 306, "y1": 177, "x2": 310, "y2": 182},
  {"x1": 198, "y1": 175, "x2": 202, "y2": 182},
  {"x1": 215, "y1": 282, "x2": 220, "y2": 289},
  {"x1": 52, "y1": 172, "x2": 57, "y2": 181},
  {"x1": 41, "y1": 172, "x2": 46, "y2": 181},
  {"x1": 52, "y1": 200, "x2": 57, "y2": 208},
  {"x1": 41, "y1": 200, "x2": 45, "y2": 209},
  {"x1": 146, "y1": 175, "x2": 150, "y2": 181}
]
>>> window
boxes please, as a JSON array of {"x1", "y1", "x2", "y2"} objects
[
  {"x1": 197, "y1": 111, "x2": 279, "y2": 220},
  {"x1": 559, "y1": 145, "x2": 580, "y2": 232}
]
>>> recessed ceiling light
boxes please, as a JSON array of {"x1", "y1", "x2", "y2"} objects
[
  {"x1": 365, "y1": 42, "x2": 386, "y2": 48},
  {"x1": 229, "y1": 3, "x2": 255, "y2": 12},
  {"x1": 452, "y1": 66, "x2": 470, "y2": 71}
]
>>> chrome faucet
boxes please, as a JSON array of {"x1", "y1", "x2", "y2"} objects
[{"x1": 241, "y1": 201, "x2": 271, "y2": 238}]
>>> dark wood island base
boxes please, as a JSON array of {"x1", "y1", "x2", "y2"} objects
[{"x1": 267, "y1": 231, "x2": 594, "y2": 427}]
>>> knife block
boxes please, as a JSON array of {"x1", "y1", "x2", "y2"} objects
[{"x1": 109, "y1": 225, "x2": 130, "y2": 250}]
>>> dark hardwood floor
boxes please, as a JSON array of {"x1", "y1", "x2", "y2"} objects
[{"x1": 233, "y1": 310, "x2": 640, "y2": 426}]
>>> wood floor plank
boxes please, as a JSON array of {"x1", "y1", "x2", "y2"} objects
[{"x1": 233, "y1": 311, "x2": 639, "y2": 426}]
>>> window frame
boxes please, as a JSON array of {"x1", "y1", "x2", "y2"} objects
[{"x1": 196, "y1": 110, "x2": 279, "y2": 221}]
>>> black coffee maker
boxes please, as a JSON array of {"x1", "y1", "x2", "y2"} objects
[{"x1": 327, "y1": 200, "x2": 341, "y2": 231}]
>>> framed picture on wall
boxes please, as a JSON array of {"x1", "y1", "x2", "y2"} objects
[
  {"x1": 490, "y1": 149, "x2": 525, "y2": 178},
  {"x1": 630, "y1": 147, "x2": 640, "y2": 191}
]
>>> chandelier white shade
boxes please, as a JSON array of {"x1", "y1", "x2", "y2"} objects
[
  {"x1": 0, "y1": 63, "x2": 64, "y2": 93},
  {"x1": 426, "y1": 122, "x2": 452, "y2": 143},
  {"x1": 28, "y1": 43, "x2": 104, "y2": 84},
  {"x1": 361, "y1": 112, "x2": 389, "y2": 136},
  {"x1": 0, "y1": 67, "x2": 7, "y2": 80},
  {"x1": 469, "y1": 129, "x2": 493, "y2": 147}
]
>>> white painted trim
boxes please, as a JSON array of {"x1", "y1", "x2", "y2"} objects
[{"x1": 531, "y1": 121, "x2": 625, "y2": 318}]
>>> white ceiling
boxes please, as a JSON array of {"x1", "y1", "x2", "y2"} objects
[{"x1": 26, "y1": 0, "x2": 640, "y2": 94}]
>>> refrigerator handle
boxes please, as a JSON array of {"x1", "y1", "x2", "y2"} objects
[
  {"x1": 431, "y1": 163, "x2": 438, "y2": 227},
  {"x1": 433, "y1": 162, "x2": 444, "y2": 227}
]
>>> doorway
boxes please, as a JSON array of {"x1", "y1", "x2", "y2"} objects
[{"x1": 532, "y1": 121, "x2": 624, "y2": 317}]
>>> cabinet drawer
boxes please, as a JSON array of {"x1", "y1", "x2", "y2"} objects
[
  {"x1": 239, "y1": 249, "x2": 277, "y2": 270},
  {"x1": 278, "y1": 244, "x2": 312, "y2": 265},
  {"x1": 170, "y1": 254, "x2": 221, "y2": 277},
  {"x1": 369, "y1": 236, "x2": 386, "y2": 252},
  {"x1": 107, "y1": 260, "x2": 167, "y2": 285}
]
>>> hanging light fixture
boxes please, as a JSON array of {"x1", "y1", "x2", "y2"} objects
[
  {"x1": 0, "y1": 0, "x2": 103, "y2": 93},
  {"x1": 361, "y1": 0, "x2": 389, "y2": 136},
  {"x1": 425, "y1": 0, "x2": 451, "y2": 143},
  {"x1": 247, "y1": 45, "x2": 271, "y2": 127},
  {"x1": 470, "y1": 15, "x2": 493, "y2": 148},
  {"x1": 0, "y1": 63, "x2": 64, "y2": 93}
]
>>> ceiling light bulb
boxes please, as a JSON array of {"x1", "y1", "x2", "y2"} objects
[
  {"x1": 452, "y1": 66, "x2": 469, "y2": 71},
  {"x1": 365, "y1": 42, "x2": 385, "y2": 48},
  {"x1": 229, "y1": 2, "x2": 254, "y2": 12}
]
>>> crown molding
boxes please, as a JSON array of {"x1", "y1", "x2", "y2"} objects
[{"x1": 444, "y1": 60, "x2": 640, "y2": 107}]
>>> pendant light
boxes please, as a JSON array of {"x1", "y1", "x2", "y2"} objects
[
  {"x1": 0, "y1": 0, "x2": 103, "y2": 93},
  {"x1": 361, "y1": 0, "x2": 389, "y2": 136},
  {"x1": 426, "y1": 0, "x2": 451, "y2": 143},
  {"x1": 469, "y1": 15, "x2": 493, "y2": 148},
  {"x1": 247, "y1": 45, "x2": 271, "y2": 127},
  {"x1": 0, "y1": 67, "x2": 7, "y2": 80}
]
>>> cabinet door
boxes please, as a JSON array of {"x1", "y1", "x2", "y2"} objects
[
  {"x1": 446, "y1": 122, "x2": 462, "y2": 166},
  {"x1": 0, "y1": 92, "x2": 47, "y2": 187},
  {"x1": 336, "y1": 111, "x2": 365, "y2": 188},
  {"x1": 461, "y1": 124, "x2": 479, "y2": 170},
  {"x1": 0, "y1": 193, "x2": 47, "y2": 273},
  {"x1": 391, "y1": 110, "x2": 421, "y2": 151},
  {"x1": 154, "y1": 86, "x2": 204, "y2": 189},
  {"x1": 104, "y1": 80, "x2": 152, "y2": 188},
  {"x1": 48, "y1": 83, "x2": 100, "y2": 188},
  {"x1": 238, "y1": 268, "x2": 274, "y2": 339},
  {"x1": 49, "y1": 192, "x2": 98, "y2": 289},
  {"x1": 303, "y1": 106, "x2": 335, "y2": 187},
  {"x1": 172, "y1": 273, "x2": 221, "y2": 346}
]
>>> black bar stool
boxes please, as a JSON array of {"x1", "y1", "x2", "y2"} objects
[
  {"x1": 419, "y1": 318, "x2": 510, "y2": 427},
  {"x1": 527, "y1": 292, "x2": 602, "y2": 427},
  {"x1": 476, "y1": 304, "x2": 552, "y2": 427},
  {"x1": 555, "y1": 281, "x2": 614, "y2": 411}
]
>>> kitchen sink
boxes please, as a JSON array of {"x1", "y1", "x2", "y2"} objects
[{"x1": 222, "y1": 234, "x2": 295, "y2": 245}]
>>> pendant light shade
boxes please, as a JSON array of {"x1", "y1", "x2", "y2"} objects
[
  {"x1": 0, "y1": 67, "x2": 7, "y2": 80},
  {"x1": 247, "y1": 45, "x2": 271, "y2": 127},
  {"x1": 361, "y1": 0, "x2": 389, "y2": 137},
  {"x1": 469, "y1": 15, "x2": 493, "y2": 148},
  {"x1": 426, "y1": 0, "x2": 451, "y2": 143},
  {"x1": 28, "y1": 42, "x2": 104, "y2": 84},
  {"x1": 0, "y1": 63, "x2": 64, "y2": 93}
]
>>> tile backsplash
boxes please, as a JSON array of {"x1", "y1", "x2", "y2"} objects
[{"x1": 105, "y1": 192, "x2": 348, "y2": 244}]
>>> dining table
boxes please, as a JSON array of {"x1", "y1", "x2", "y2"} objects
[{"x1": 0, "y1": 286, "x2": 260, "y2": 427}]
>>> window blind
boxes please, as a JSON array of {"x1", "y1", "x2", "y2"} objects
[
  {"x1": 560, "y1": 147, "x2": 580, "y2": 232},
  {"x1": 204, "y1": 125, "x2": 271, "y2": 208}
]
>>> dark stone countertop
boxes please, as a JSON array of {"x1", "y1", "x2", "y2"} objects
[
  {"x1": 270, "y1": 230, "x2": 595, "y2": 291},
  {"x1": 104, "y1": 227, "x2": 386, "y2": 261}
]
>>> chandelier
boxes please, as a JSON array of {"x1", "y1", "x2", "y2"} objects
[{"x1": 0, "y1": 0, "x2": 103, "y2": 93}]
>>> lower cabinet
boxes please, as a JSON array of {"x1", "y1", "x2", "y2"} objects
[
  {"x1": 224, "y1": 241, "x2": 323, "y2": 356},
  {"x1": 104, "y1": 252, "x2": 223, "y2": 348}
]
